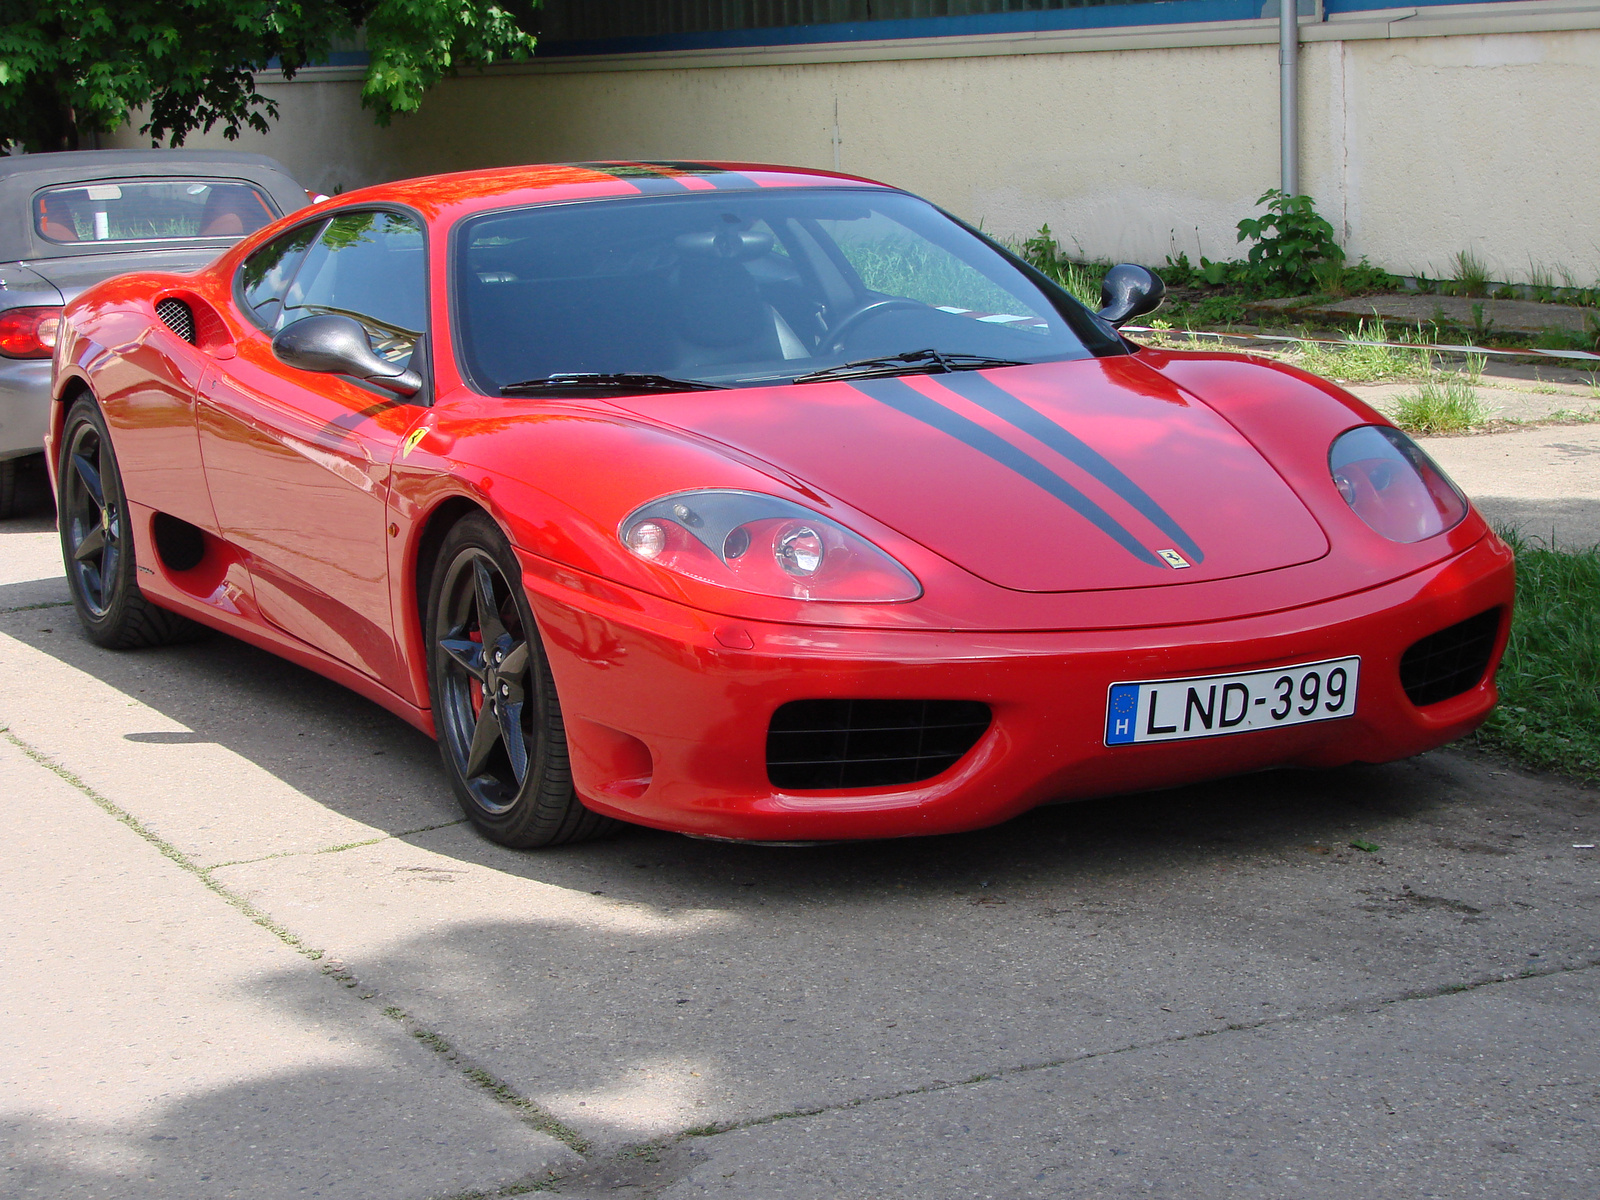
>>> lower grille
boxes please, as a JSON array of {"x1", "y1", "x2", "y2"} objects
[
  {"x1": 767, "y1": 699, "x2": 992, "y2": 790},
  {"x1": 1399, "y1": 608, "x2": 1502, "y2": 707}
]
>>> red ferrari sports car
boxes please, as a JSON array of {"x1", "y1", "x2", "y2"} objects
[{"x1": 49, "y1": 162, "x2": 1513, "y2": 847}]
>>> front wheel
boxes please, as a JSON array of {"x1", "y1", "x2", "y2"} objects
[{"x1": 425, "y1": 513, "x2": 618, "y2": 848}]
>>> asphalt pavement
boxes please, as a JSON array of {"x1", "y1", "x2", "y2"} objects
[{"x1": 1, "y1": 422, "x2": 1597, "y2": 1197}]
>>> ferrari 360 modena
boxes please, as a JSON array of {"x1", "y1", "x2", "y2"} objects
[{"x1": 49, "y1": 162, "x2": 1513, "y2": 847}]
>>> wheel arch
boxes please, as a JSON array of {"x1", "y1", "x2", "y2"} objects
[
  {"x1": 401, "y1": 493, "x2": 508, "y2": 720},
  {"x1": 50, "y1": 377, "x2": 96, "y2": 490},
  {"x1": 411, "y1": 495, "x2": 492, "y2": 634}
]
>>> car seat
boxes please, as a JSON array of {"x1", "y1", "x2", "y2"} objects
[
  {"x1": 199, "y1": 187, "x2": 274, "y2": 237},
  {"x1": 671, "y1": 257, "x2": 784, "y2": 368},
  {"x1": 37, "y1": 194, "x2": 78, "y2": 241}
]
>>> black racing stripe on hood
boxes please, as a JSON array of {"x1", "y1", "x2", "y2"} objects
[
  {"x1": 853, "y1": 378, "x2": 1165, "y2": 569},
  {"x1": 568, "y1": 163, "x2": 692, "y2": 193},
  {"x1": 642, "y1": 161, "x2": 762, "y2": 190},
  {"x1": 933, "y1": 372, "x2": 1205, "y2": 564}
]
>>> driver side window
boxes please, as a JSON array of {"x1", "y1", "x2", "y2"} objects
[
  {"x1": 239, "y1": 209, "x2": 427, "y2": 368},
  {"x1": 279, "y1": 210, "x2": 428, "y2": 366}
]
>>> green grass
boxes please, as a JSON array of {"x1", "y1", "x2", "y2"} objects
[
  {"x1": 1389, "y1": 376, "x2": 1489, "y2": 434},
  {"x1": 1293, "y1": 317, "x2": 1435, "y2": 382},
  {"x1": 1448, "y1": 248, "x2": 1492, "y2": 298},
  {"x1": 1160, "y1": 292, "x2": 1249, "y2": 328},
  {"x1": 1478, "y1": 533, "x2": 1600, "y2": 782},
  {"x1": 1015, "y1": 225, "x2": 1108, "y2": 309},
  {"x1": 1049, "y1": 260, "x2": 1106, "y2": 310}
]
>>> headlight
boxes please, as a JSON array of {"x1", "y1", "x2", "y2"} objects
[
  {"x1": 619, "y1": 489, "x2": 922, "y2": 602},
  {"x1": 1329, "y1": 425, "x2": 1467, "y2": 543}
]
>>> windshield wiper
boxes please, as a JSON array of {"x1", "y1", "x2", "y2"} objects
[
  {"x1": 792, "y1": 349, "x2": 1027, "y2": 385},
  {"x1": 499, "y1": 373, "x2": 729, "y2": 395}
]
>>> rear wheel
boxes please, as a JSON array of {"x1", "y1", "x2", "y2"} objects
[
  {"x1": 58, "y1": 397, "x2": 199, "y2": 649},
  {"x1": 426, "y1": 513, "x2": 618, "y2": 848}
]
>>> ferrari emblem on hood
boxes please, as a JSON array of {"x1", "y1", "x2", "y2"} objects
[{"x1": 1157, "y1": 549, "x2": 1192, "y2": 569}]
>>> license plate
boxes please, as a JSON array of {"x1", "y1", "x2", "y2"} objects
[{"x1": 1105, "y1": 656, "x2": 1359, "y2": 746}]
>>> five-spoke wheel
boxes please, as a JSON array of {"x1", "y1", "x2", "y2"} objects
[
  {"x1": 61, "y1": 412, "x2": 122, "y2": 618},
  {"x1": 426, "y1": 513, "x2": 616, "y2": 847},
  {"x1": 57, "y1": 396, "x2": 197, "y2": 649}
]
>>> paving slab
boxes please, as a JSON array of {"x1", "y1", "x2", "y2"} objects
[
  {"x1": 208, "y1": 753, "x2": 1599, "y2": 1154},
  {"x1": 1418, "y1": 422, "x2": 1600, "y2": 548},
  {"x1": 0, "y1": 623, "x2": 423, "y2": 867},
  {"x1": 1253, "y1": 294, "x2": 1600, "y2": 337},
  {"x1": 623, "y1": 968, "x2": 1600, "y2": 1199},
  {"x1": 0, "y1": 511, "x2": 69, "y2": 612},
  {"x1": 0, "y1": 737, "x2": 579, "y2": 1199}
]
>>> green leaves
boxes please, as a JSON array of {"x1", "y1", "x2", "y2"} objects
[
  {"x1": 362, "y1": 0, "x2": 535, "y2": 122},
  {"x1": 1230, "y1": 189, "x2": 1346, "y2": 296},
  {"x1": 0, "y1": 0, "x2": 538, "y2": 151}
]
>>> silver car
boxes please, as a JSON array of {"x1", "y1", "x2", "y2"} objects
[{"x1": 0, "y1": 149, "x2": 312, "y2": 516}]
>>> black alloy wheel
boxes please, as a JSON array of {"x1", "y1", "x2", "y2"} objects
[
  {"x1": 426, "y1": 513, "x2": 617, "y2": 847},
  {"x1": 57, "y1": 397, "x2": 197, "y2": 649}
]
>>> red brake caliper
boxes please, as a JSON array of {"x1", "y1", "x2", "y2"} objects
[{"x1": 468, "y1": 629, "x2": 484, "y2": 716}]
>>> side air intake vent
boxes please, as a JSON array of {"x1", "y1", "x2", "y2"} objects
[
  {"x1": 155, "y1": 298, "x2": 196, "y2": 344},
  {"x1": 1399, "y1": 608, "x2": 1502, "y2": 707},
  {"x1": 767, "y1": 699, "x2": 992, "y2": 790}
]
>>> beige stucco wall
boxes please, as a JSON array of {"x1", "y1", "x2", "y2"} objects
[{"x1": 112, "y1": 23, "x2": 1600, "y2": 285}]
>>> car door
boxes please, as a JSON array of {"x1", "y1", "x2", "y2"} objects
[{"x1": 197, "y1": 209, "x2": 428, "y2": 692}]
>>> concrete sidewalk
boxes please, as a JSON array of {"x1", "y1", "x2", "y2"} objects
[
  {"x1": 1419, "y1": 422, "x2": 1600, "y2": 549},
  {"x1": 0, "y1": 739, "x2": 579, "y2": 1198}
]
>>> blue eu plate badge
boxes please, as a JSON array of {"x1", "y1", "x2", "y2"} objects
[{"x1": 1105, "y1": 684, "x2": 1141, "y2": 745}]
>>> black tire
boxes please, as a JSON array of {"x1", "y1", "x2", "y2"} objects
[
  {"x1": 58, "y1": 396, "x2": 201, "y2": 649},
  {"x1": 425, "y1": 512, "x2": 619, "y2": 848},
  {"x1": 0, "y1": 456, "x2": 15, "y2": 519}
]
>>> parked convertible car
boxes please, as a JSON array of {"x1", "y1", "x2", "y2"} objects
[
  {"x1": 1, "y1": 149, "x2": 310, "y2": 515},
  {"x1": 50, "y1": 162, "x2": 1513, "y2": 847}
]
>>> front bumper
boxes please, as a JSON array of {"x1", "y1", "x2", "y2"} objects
[{"x1": 523, "y1": 533, "x2": 1514, "y2": 842}]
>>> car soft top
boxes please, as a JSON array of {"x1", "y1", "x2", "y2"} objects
[{"x1": 0, "y1": 149, "x2": 309, "y2": 263}]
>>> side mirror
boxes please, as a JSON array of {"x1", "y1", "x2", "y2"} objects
[
  {"x1": 1096, "y1": 264, "x2": 1166, "y2": 328},
  {"x1": 272, "y1": 313, "x2": 422, "y2": 397}
]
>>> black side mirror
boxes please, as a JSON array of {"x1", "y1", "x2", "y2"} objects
[
  {"x1": 272, "y1": 313, "x2": 423, "y2": 398},
  {"x1": 1096, "y1": 264, "x2": 1166, "y2": 328}
]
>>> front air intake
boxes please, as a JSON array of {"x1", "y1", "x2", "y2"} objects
[
  {"x1": 1399, "y1": 608, "x2": 1502, "y2": 707},
  {"x1": 767, "y1": 699, "x2": 992, "y2": 790},
  {"x1": 155, "y1": 298, "x2": 196, "y2": 344}
]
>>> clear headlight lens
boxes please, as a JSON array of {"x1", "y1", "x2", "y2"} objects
[
  {"x1": 619, "y1": 489, "x2": 922, "y2": 602},
  {"x1": 1329, "y1": 425, "x2": 1467, "y2": 543}
]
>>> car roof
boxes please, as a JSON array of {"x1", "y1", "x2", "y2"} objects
[
  {"x1": 318, "y1": 161, "x2": 895, "y2": 224},
  {"x1": 1, "y1": 149, "x2": 309, "y2": 263}
]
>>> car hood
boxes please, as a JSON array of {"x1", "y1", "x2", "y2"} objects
[
  {"x1": 613, "y1": 356, "x2": 1330, "y2": 593},
  {"x1": 20, "y1": 248, "x2": 218, "y2": 303}
]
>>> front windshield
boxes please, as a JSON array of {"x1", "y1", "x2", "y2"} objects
[{"x1": 453, "y1": 188, "x2": 1122, "y2": 391}]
